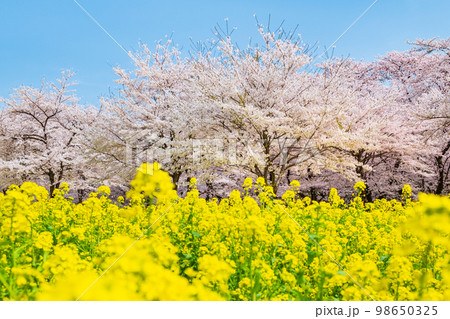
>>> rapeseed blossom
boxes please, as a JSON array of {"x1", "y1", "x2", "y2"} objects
[{"x1": 0, "y1": 162, "x2": 449, "y2": 300}]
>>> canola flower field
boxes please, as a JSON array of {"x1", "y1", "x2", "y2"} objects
[{"x1": 0, "y1": 163, "x2": 449, "y2": 301}]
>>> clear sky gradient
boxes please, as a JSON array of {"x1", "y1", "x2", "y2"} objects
[{"x1": 1, "y1": 0, "x2": 449, "y2": 105}]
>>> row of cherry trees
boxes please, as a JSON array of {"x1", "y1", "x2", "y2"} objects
[{"x1": 0, "y1": 31, "x2": 448, "y2": 200}]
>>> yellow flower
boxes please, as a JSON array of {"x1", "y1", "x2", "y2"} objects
[
  {"x1": 402, "y1": 184, "x2": 412, "y2": 200},
  {"x1": 197, "y1": 255, "x2": 235, "y2": 286},
  {"x1": 60, "y1": 182, "x2": 70, "y2": 193},
  {"x1": 243, "y1": 177, "x2": 253, "y2": 189},
  {"x1": 189, "y1": 177, "x2": 197, "y2": 189},
  {"x1": 353, "y1": 181, "x2": 366, "y2": 192},
  {"x1": 256, "y1": 177, "x2": 265, "y2": 187},
  {"x1": 1, "y1": 161, "x2": 450, "y2": 301},
  {"x1": 128, "y1": 162, "x2": 176, "y2": 202},
  {"x1": 97, "y1": 185, "x2": 111, "y2": 196},
  {"x1": 34, "y1": 231, "x2": 54, "y2": 251}
]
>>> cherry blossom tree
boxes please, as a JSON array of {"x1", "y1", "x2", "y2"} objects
[
  {"x1": 86, "y1": 41, "x2": 200, "y2": 191},
  {"x1": 377, "y1": 38, "x2": 450, "y2": 194},
  {"x1": 97, "y1": 29, "x2": 442, "y2": 198},
  {"x1": 2, "y1": 31, "x2": 446, "y2": 200},
  {"x1": 191, "y1": 33, "x2": 367, "y2": 193},
  {"x1": 0, "y1": 71, "x2": 98, "y2": 196},
  {"x1": 189, "y1": 30, "x2": 343, "y2": 194},
  {"x1": 316, "y1": 58, "x2": 432, "y2": 200},
  {"x1": 417, "y1": 87, "x2": 450, "y2": 194}
]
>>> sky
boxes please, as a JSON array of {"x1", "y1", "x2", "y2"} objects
[{"x1": 1, "y1": 0, "x2": 450, "y2": 105}]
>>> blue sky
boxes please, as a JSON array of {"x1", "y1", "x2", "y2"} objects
[{"x1": 1, "y1": 0, "x2": 450, "y2": 105}]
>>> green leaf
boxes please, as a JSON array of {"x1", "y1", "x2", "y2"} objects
[
  {"x1": 13, "y1": 244, "x2": 29, "y2": 259},
  {"x1": 0, "y1": 269, "x2": 13, "y2": 296},
  {"x1": 0, "y1": 241, "x2": 11, "y2": 248}
]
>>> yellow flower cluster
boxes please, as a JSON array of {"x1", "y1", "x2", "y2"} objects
[{"x1": 0, "y1": 165, "x2": 449, "y2": 301}]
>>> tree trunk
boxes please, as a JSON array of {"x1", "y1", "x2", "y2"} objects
[
  {"x1": 48, "y1": 170, "x2": 56, "y2": 196},
  {"x1": 355, "y1": 156, "x2": 372, "y2": 202},
  {"x1": 205, "y1": 180, "x2": 214, "y2": 200},
  {"x1": 310, "y1": 187, "x2": 317, "y2": 201},
  {"x1": 269, "y1": 171, "x2": 278, "y2": 195},
  {"x1": 171, "y1": 171, "x2": 183, "y2": 192},
  {"x1": 435, "y1": 140, "x2": 450, "y2": 194},
  {"x1": 286, "y1": 169, "x2": 292, "y2": 185},
  {"x1": 77, "y1": 189, "x2": 86, "y2": 203},
  {"x1": 435, "y1": 155, "x2": 445, "y2": 194}
]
